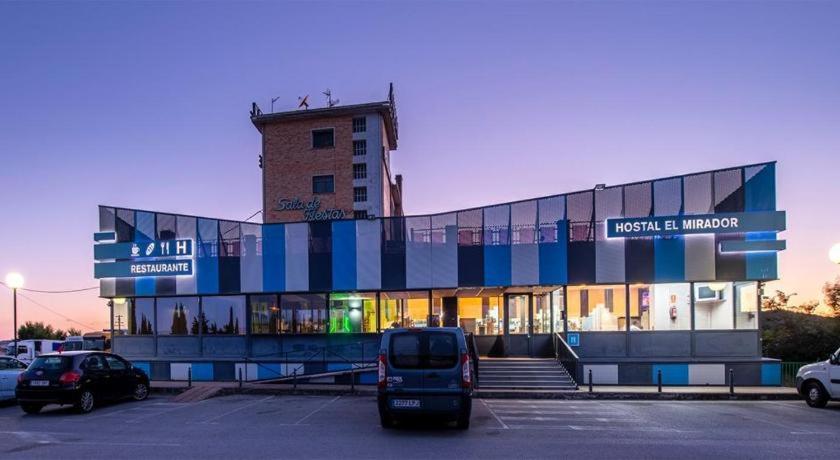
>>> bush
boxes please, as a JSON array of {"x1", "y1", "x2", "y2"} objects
[{"x1": 761, "y1": 310, "x2": 840, "y2": 362}]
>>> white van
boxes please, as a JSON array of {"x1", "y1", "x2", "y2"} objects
[
  {"x1": 796, "y1": 346, "x2": 840, "y2": 408},
  {"x1": 3, "y1": 339, "x2": 64, "y2": 364},
  {"x1": 62, "y1": 336, "x2": 85, "y2": 351}
]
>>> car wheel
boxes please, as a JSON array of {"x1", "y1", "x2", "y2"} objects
[
  {"x1": 133, "y1": 382, "x2": 149, "y2": 401},
  {"x1": 804, "y1": 382, "x2": 828, "y2": 408},
  {"x1": 379, "y1": 410, "x2": 395, "y2": 429},
  {"x1": 76, "y1": 390, "x2": 95, "y2": 414},
  {"x1": 20, "y1": 403, "x2": 43, "y2": 414},
  {"x1": 456, "y1": 408, "x2": 471, "y2": 430}
]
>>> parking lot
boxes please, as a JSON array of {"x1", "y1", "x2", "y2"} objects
[{"x1": 0, "y1": 394, "x2": 838, "y2": 459}]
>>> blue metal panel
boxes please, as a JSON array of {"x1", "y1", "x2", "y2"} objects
[
  {"x1": 745, "y1": 164, "x2": 778, "y2": 280},
  {"x1": 197, "y1": 218, "x2": 220, "y2": 295},
  {"x1": 651, "y1": 364, "x2": 689, "y2": 385},
  {"x1": 191, "y1": 363, "x2": 214, "y2": 381},
  {"x1": 132, "y1": 362, "x2": 151, "y2": 377},
  {"x1": 539, "y1": 222, "x2": 567, "y2": 285},
  {"x1": 332, "y1": 220, "x2": 357, "y2": 291},
  {"x1": 262, "y1": 224, "x2": 285, "y2": 292},
  {"x1": 654, "y1": 236, "x2": 685, "y2": 282},
  {"x1": 327, "y1": 362, "x2": 352, "y2": 371},
  {"x1": 257, "y1": 363, "x2": 284, "y2": 380},
  {"x1": 761, "y1": 362, "x2": 781, "y2": 386},
  {"x1": 483, "y1": 244, "x2": 511, "y2": 286}
]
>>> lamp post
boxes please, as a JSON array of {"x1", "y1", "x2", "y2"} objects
[{"x1": 5, "y1": 273, "x2": 24, "y2": 358}]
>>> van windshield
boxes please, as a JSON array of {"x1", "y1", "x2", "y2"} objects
[{"x1": 389, "y1": 331, "x2": 458, "y2": 370}]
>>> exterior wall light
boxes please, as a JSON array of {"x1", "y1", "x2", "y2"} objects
[{"x1": 708, "y1": 282, "x2": 727, "y2": 292}]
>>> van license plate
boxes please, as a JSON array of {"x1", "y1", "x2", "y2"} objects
[
  {"x1": 392, "y1": 399, "x2": 420, "y2": 409},
  {"x1": 30, "y1": 380, "x2": 50, "y2": 387}
]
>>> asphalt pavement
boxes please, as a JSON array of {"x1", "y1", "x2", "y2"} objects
[{"x1": 0, "y1": 394, "x2": 837, "y2": 459}]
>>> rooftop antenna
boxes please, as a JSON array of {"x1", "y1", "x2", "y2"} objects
[
  {"x1": 298, "y1": 95, "x2": 309, "y2": 110},
  {"x1": 271, "y1": 96, "x2": 281, "y2": 112},
  {"x1": 323, "y1": 89, "x2": 339, "y2": 107}
]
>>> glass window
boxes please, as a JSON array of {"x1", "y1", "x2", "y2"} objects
[
  {"x1": 353, "y1": 210, "x2": 368, "y2": 219},
  {"x1": 457, "y1": 296, "x2": 502, "y2": 335},
  {"x1": 353, "y1": 163, "x2": 367, "y2": 179},
  {"x1": 282, "y1": 294, "x2": 326, "y2": 334},
  {"x1": 329, "y1": 292, "x2": 377, "y2": 333},
  {"x1": 552, "y1": 289, "x2": 565, "y2": 333},
  {"x1": 352, "y1": 117, "x2": 366, "y2": 133},
  {"x1": 200, "y1": 296, "x2": 245, "y2": 335},
  {"x1": 566, "y1": 285, "x2": 626, "y2": 331},
  {"x1": 157, "y1": 297, "x2": 199, "y2": 335},
  {"x1": 694, "y1": 282, "x2": 734, "y2": 330},
  {"x1": 353, "y1": 139, "x2": 367, "y2": 156},
  {"x1": 389, "y1": 333, "x2": 421, "y2": 368},
  {"x1": 534, "y1": 293, "x2": 551, "y2": 334},
  {"x1": 629, "y1": 283, "x2": 691, "y2": 331},
  {"x1": 312, "y1": 128, "x2": 334, "y2": 149},
  {"x1": 427, "y1": 332, "x2": 458, "y2": 368},
  {"x1": 381, "y1": 292, "x2": 430, "y2": 329},
  {"x1": 250, "y1": 294, "x2": 280, "y2": 334},
  {"x1": 735, "y1": 281, "x2": 758, "y2": 329},
  {"x1": 507, "y1": 295, "x2": 530, "y2": 334},
  {"x1": 104, "y1": 355, "x2": 127, "y2": 370},
  {"x1": 127, "y1": 298, "x2": 155, "y2": 335},
  {"x1": 312, "y1": 175, "x2": 335, "y2": 194},
  {"x1": 353, "y1": 186, "x2": 367, "y2": 203}
]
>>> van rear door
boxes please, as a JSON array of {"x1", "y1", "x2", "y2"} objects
[
  {"x1": 387, "y1": 332, "x2": 424, "y2": 394},
  {"x1": 423, "y1": 331, "x2": 461, "y2": 392}
]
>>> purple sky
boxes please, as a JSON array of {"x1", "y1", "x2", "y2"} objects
[{"x1": 1, "y1": 1, "x2": 839, "y2": 334}]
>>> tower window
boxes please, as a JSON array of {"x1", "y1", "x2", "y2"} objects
[
  {"x1": 352, "y1": 117, "x2": 366, "y2": 133},
  {"x1": 353, "y1": 186, "x2": 367, "y2": 203},
  {"x1": 353, "y1": 163, "x2": 367, "y2": 180},
  {"x1": 312, "y1": 175, "x2": 335, "y2": 194},
  {"x1": 353, "y1": 140, "x2": 367, "y2": 156},
  {"x1": 312, "y1": 128, "x2": 334, "y2": 149}
]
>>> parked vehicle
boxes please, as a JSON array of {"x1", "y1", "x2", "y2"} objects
[
  {"x1": 796, "y1": 346, "x2": 840, "y2": 408},
  {"x1": 3, "y1": 339, "x2": 63, "y2": 363},
  {"x1": 0, "y1": 356, "x2": 28, "y2": 401},
  {"x1": 377, "y1": 327, "x2": 473, "y2": 429},
  {"x1": 61, "y1": 336, "x2": 85, "y2": 351},
  {"x1": 15, "y1": 351, "x2": 150, "y2": 414},
  {"x1": 81, "y1": 332, "x2": 111, "y2": 351}
]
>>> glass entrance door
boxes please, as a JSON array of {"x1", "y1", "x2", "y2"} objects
[{"x1": 504, "y1": 294, "x2": 532, "y2": 356}]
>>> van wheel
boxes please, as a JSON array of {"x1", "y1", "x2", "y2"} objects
[
  {"x1": 804, "y1": 382, "x2": 828, "y2": 408},
  {"x1": 76, "y1": 390, "x2": 95, "y2": 414},
  {"x1": 20, "y1": 403, "x2": 43, "y2": 414},
  {"x1": 456, "y1": 408, "x2": 471, "y2": 430},
  {"x1": 380, "y1": 411, "x2": 395, "y2": 429}
]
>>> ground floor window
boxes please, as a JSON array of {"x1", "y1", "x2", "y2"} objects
[
  {"x1": 629, "y1": 283, "x2": 691, "y2": 331},
  {"x1": 249, "y1": 294, "x2": 279, "y2": 334},
  {"x1": 201, "y1": 296, "x2": 245, "y2": 335},
  {"x1": 156, "y1": 297, "x2": 199, "y2": 335},
  {"x1": 457, "y1": 296, "x2": 502, "y2": 335},
  {"x1": 566, "y1": 285, "x2": 626, "y2": 331},
  {"x1": 551, "y1": 289, "x2": 565, "y2": 333},
  {"x1": 735, "y1": 282, "x2": 758, "y2": 329},
  {"x1": 329, "y1": 292, "x2": 376, "y2": 333},
  {"x1": 533, "y1": 293, "x2": 551, "y2": 334},
  {"x1": 380, "y1": 292, "x2": 430, "y2": 329},
  {"x1": 694, "y1": 282, "x2": 733, "y2": 330},
  {"x1": 127, "y1": 298, "x2": 154, "y2": 335},
  {"x1": 282, "y1": 294, "x2": 326, "y2": 333}
]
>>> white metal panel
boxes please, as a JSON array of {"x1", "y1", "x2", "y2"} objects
[
  {"x1": 356, "y1": 220, "x2": 381, "y2": 290},
  {"x1": 511, "y1": 244, "x2": 539, "y2": 285},
  {"x1": 689, "y1": 364, "x2": 725, "y2": 385},
  {"x1": 234, "y1": 363, "x2": 260, "y2": 381},
  {"x1": 582, "y1": 364, "x2": 619, "y2": 384},
  {"x1": 240, "y1": 223, "x2": 263, "y2": 293},
  {"x1": 170, "y1": 363, "x2": 191, "y2": 381},
  {"x1": 284, "y1": 223, "x2": 309, "y2": 291},
  {"x1": 684, "y1": 234, "x2": 716, "y2": 280}
]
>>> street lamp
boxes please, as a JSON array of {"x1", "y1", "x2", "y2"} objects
[
  {"x1": 829, "y1": 243, "x2": 840, "y2": 265},
  {"x1": 5, "y1": 272, "x2": 24, "y2": 358}
]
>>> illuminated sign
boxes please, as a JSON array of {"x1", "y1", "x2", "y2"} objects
[
  {"x1": 606, "y1": 211, "x2": 786, "y2": 238},
  {"x1": 94, "y1": 239, "x2": 193, "y2": 260},
  {"x1": 94, "y1": 260, "x2": 193, "y2": 278},
  {"x1": 277, "y1": 197, "x2": 347, "y2": 221}
]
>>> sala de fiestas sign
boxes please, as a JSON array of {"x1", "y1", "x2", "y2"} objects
[
  {"x1": 277, "y1": 197, "x2": 347, "y2": 221},
  {"x1": 606, "y1": 211, "x2": 786, "y2": 238}
]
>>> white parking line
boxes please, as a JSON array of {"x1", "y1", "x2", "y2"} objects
[
  {"x1": 198, "y1": 396, "x2": 275, "y2": 424},
  {"x1": 294, "y1": 395, "x2": 341, "y2": 425},
  {"x1": 480, "y1": 399, "x2": 509, "y2": 429},
  {"x1": 124, "y1": 400, "x2": 208, "y2": 424}
]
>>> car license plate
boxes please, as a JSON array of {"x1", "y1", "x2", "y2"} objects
[
  {"x1": 391, "y1": 399, "x2": 420, "y2": 409},
  {"x1": 30, "y1": 380, "x2": 50, "y2": 387}
]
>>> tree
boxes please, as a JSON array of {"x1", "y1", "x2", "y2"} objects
[
  {"x1": 66, "y1": 328, "x2": 82, "y2": 337},
  {"x1": 798, "y1": 300, "x2": 819, "y2": 315},
  {"x1": 762, "y1": 290, "x2": 794, "y2": 311},
  {"x1": 823, "y1": 277, "x2": 840, "y2": 317},
  {"x1": 17, "y1": 321, "x2": 66, "y2": 340}
]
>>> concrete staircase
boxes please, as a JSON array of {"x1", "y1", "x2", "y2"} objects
[{"x1": 477, "y1": 358, "x2": 578, "y2": 391}]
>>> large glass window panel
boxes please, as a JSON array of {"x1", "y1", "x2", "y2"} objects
[
  {"x1": 249, "y1": 294, "x2": 279, "y2": 334},
  {"x1": 735, "y1": 281, "x2": 758, "y2": 329},
  {"x1": 457, "y1": 295, "x2": 501, "y2": 335},
  {"x1": 507, "y1": 295, "x2": 529, "y2": 334},
  {"x1": 201, "y1": 296, "x2": 245, "y2": 335},
  {"x1": 405, "y1": 296, "x2": 430, "y2": 328},
  {"x1": 694, "y1": 282, "x2": 734, "y2": 330},
  {"x1": 329, "y1": 292, "x2": 376, "y2": 333},
  {"x1": 156, "y1": 297, "x2": 199, "y2": 335},
  {"x1": 127, "y1": 298, "x2": 154, "y2": 335},
  {"x1": 380, "y1": 291, "x2": 430, "y2": 329},
  {"x1": 533, "y1": 293, "x2": 551, "y2": 334},
  {"x1": 283, "y1": 294, "x2": 326, "y2": 334},
  {"x1": 566, "y1": 285, "x2": 626, "y2": 332},
  {"x1": 551, "y1": 289, "x2": 565, "y2": 333},
  {"x1": 629, "y1": 283, "x2": 691, "y2": 331}
]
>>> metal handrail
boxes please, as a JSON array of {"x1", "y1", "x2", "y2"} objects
[{"x1": 553, "y1": 332, "x2": 579, "y2": 386}]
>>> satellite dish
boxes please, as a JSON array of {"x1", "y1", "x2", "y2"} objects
[{"x1": 298, "y1": 95, "x2": 309, "y2": 110}]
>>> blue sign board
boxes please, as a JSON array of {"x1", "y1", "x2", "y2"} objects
[
  {"x1": 566, "y1": 332, "x2": 580, "y2": 347},
  {"x1": 94, "y1": 231, "x2": 116, "y2": 242},
  {"x1": 94, "y1": 239, "x2": 193, "y2": 260},
  {"x1": 606, "y1": 211, "x2": 785, "y2": 238},
  {"x1": 94, "y1": 260, "x2": 193, "y2": 279}
]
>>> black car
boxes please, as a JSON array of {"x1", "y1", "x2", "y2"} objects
[{"x1": 15, "y1": 351, "x2": 150, "y2": 414}]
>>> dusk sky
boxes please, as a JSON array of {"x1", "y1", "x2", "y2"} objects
[{"x1": 1, "y1": 1, "x2": 839, "y2": 335}]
